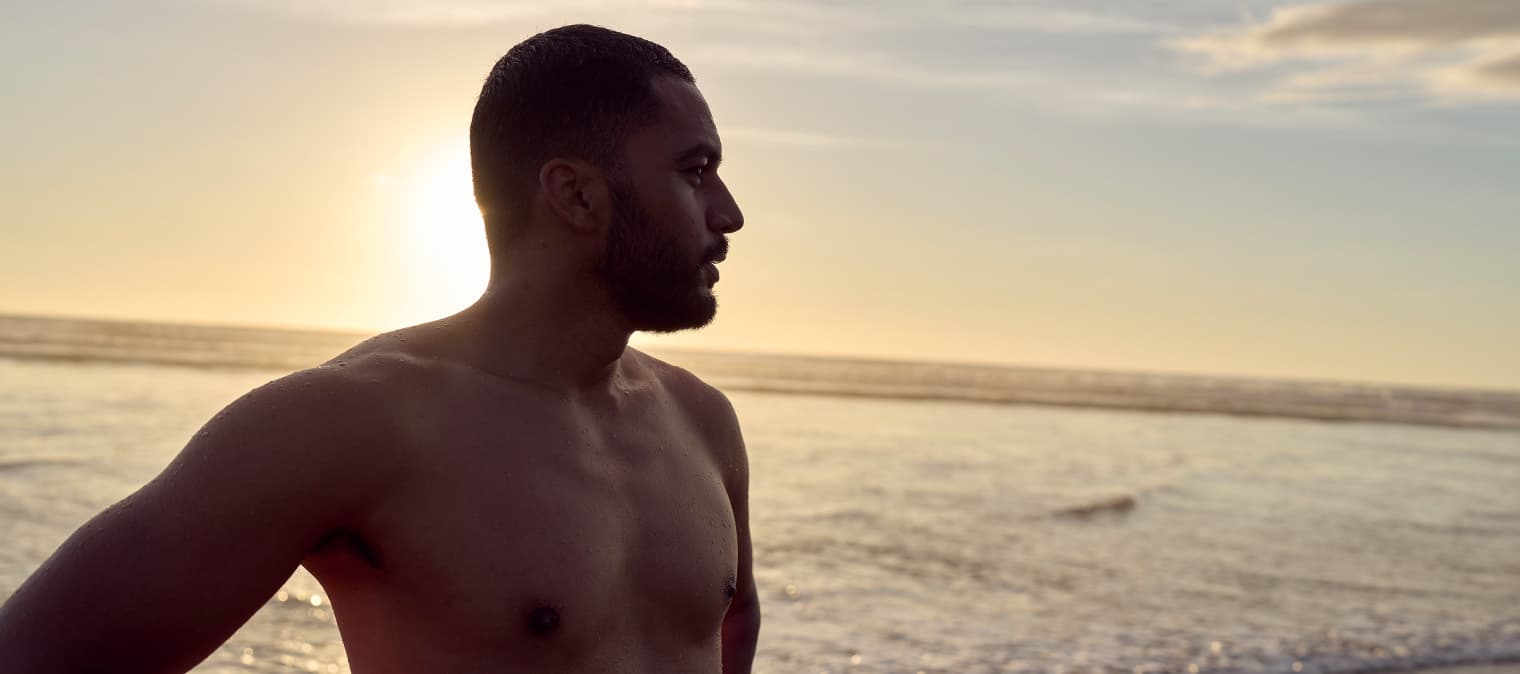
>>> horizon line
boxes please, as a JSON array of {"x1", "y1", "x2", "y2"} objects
[{"x1": 4, "y1": 309, "x2": 1517, "y2": 398}]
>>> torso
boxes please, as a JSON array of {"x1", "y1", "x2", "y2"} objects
[{"x1": 300, "y1": 337, "x2": 739, "y2": 673}]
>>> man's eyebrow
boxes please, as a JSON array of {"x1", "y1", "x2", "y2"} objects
[{"x1": 675, "y1": 141, "x2": 722, "y2": 165}]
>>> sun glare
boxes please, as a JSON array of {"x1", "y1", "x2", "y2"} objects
[{"x1": 400, "y1": 144, "x2": 491, "y2": 317}]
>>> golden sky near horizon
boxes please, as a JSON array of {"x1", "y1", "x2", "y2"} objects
[{"x1": 3, "y1": 1, "x2": 1519, "y2": 390}]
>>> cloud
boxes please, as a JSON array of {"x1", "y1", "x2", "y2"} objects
[
  {"x1": 939, "y1": 5, "x2": 1175, "y2": 36},
  {"x1": 216, "y1": 0, "x2": 1410, "y2": 130},
  {"x1": 215, "y1": 0, "x2": 1172, "y2": 37},
  {"x1": 212, "y1": 0, "x2": 556, "y2": 25},
  {"x1": 209, "y1": 0, "x2": 1177, "y2": 106},
  {"x1": 1247, "y1": 0, "x2": 1520, "y2": 47},
  {"x1": 721, "y1": 126, "x2": 887, "y2": 150},
  {"x1": 1175, "y1": 0, "x2": 1520, "y2": 103},
  {"x1": 686, "y1": 41, "x2": 1047, "y2": 92}
]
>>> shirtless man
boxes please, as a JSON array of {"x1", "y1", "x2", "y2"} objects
[{"x1": 0, "y1": 24, "x2": 757, "y2": 673}]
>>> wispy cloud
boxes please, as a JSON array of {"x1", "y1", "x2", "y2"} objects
[
  {"x1": 217, "y1": 0, "x2": 1505, "y2": 132},
  {"x1": 939, "y1": 5, "x2": 1176, "y2": 36},
  {"x1": 212, "y1": 0, "x2": 558, "y2": 25},
  {"x1": 211, "y1": 0, "x2": 1181, "y2": 103},
  {"x1": 722, "y1": 126, "x2": 888, "y2": 150},
  {"x1": 686, "y1": 41, "x2": 1049, "y2": 93},
  {"x1": 215, "y1": 0, "x2": 1173, "y2": 37},
  {"x1": 1175, "y1": 0, "x2": 1520, "y2": 103}
]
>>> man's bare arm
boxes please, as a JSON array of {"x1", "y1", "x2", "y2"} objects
[
  {"x1": 712, "y1": 393, "x2": 760, "y2": 674},
  {"x1": 0, "y1": 365, "x2": 388, "y2": 674},
  {"x1": 721, "y1": 488, "x2": 760, "y2": 674}
]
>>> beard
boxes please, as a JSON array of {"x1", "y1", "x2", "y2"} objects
[{"x1": 595, "y1": 181, "x2": 718, "y2": 333}]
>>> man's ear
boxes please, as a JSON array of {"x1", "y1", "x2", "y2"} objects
[{"x1": 539, "y1": 159, "x2": 611, "y2": 233}]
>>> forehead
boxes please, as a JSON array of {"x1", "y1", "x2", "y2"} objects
[{"x1": 626, "y1": 77, "x2": 718, "y2": 157}]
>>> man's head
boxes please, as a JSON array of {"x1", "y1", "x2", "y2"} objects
[
  {"x1": 470, "y1": 25, "x2": 743, "y2": 332},
  {"x1": 470, "y1": 25, "x2": 692, "y2": 232}
]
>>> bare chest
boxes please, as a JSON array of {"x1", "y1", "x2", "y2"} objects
[{"x1": 309, "y1": 400, "x2": 738, "y2": 667}]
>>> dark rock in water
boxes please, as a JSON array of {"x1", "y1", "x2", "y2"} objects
[{"x1": 1053, "y1": 494, "x2": 1137, "y2": 519}]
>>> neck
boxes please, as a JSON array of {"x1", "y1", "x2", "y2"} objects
[{"x1": 441, "y1": 259, "x2": 636, "y2": 394}]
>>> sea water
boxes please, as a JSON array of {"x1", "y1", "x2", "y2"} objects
[{"x1": 1, "y1": 315, "x2": 1517, "y2": 673}]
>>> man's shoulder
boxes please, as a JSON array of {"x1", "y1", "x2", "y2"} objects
[
  {"x1": 220, "y1": 360, "x2": 400, "y2": 443},
  {"x1": 629, "y1": 348, "x2": 731, "y2": 412},
  {"x1": 219, "y1": 337, "x2": 451, "y2": 450},
  {"x1": 164, "y1": 351, "x2": 434, "y2": 516},
  {"x1": 628, "y1": 348, "x2": 744, "y2": 454}
]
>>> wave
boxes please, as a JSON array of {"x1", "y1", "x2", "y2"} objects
[
  {"x1": 4, "y1": 313, "x2": 1519, "y2": 430},
  {"x1": 0, "y1": 456, "x2": 94, "y2": 472},
  {"x1": 0, "y1": 314, "x2": 359, "y2": 372}
]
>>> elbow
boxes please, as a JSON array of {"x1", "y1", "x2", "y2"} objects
[
  {"x1": 722, "y1": 597, "x2": 761, "y2": 646},
  {"x1": 720, "y1": 600, "x2": 761, "y2": 674}
]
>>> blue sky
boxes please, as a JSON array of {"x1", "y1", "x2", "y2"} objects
[{"x1": 3, "y1": 0, "x2": 1517, "y2": 389}]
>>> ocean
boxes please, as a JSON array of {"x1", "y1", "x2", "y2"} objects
[{"x1": 1, "y1": 313, "x2": 1517, "y2": 673}]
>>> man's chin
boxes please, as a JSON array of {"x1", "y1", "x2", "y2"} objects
[{"x1": 630, "y1": 296, "x2": 718, "y2": 334}]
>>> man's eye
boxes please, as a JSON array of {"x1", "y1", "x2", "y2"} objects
[{"x1": 685, "y1": 166, "x2": 706, "y2": 178}]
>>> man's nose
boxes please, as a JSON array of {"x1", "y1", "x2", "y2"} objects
[{"x1": 708, "y1": 179, "x2": 744, "y2": 234}]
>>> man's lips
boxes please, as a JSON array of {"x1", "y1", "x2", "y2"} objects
[{"x1": 704, "y1": 242, "x2": 727, "y2": 284}]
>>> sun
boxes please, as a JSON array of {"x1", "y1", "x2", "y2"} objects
[{"x1": 400, "y1": 143, "x2": 491, "y2": 316}]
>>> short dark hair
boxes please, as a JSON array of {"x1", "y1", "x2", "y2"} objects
[{"x1": 470, "y1": 24, "x2": 694, "y2": 254}]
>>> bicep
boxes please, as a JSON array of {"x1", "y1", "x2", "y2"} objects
[{"x1": 0, "y1": 370, "x2": 377, "y2": 673}]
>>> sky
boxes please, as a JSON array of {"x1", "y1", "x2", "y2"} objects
[{"x1": 2, "y1": 0, "x2": 1518, "y2": 390}]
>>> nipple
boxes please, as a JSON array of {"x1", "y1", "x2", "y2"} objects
[{"x1": 526, "y1": 606, "x2": 561, "y2": 635}]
